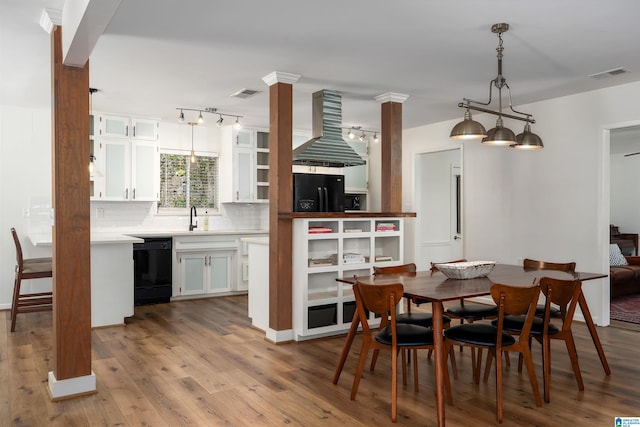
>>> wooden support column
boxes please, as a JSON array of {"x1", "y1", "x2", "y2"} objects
[
  {"x1": 49, "y1": 25, "x2": 95, "y2": 398},
  {"x1": 262, "y1": 71, "x2": 300, "y2": 342},
  {"x1": 376, "y1": 92, "x2": 409, "y2": 212}
]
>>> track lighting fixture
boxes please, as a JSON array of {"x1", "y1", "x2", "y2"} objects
[
  {"x1": 344, "y1": 126, "x2": 380, "y2": 144},
  {"x1": 450, "y1": 23, "x2": 543, "y2": 150},
  {"x1": 176, "y1": 107, "x2": 243, "y2": 128}
]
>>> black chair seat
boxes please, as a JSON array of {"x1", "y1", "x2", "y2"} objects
[
  {"x1": 447, "y1": 304, "x2": 499, "y2": 320},
  {"x1": 376, "y1": 323, "x2": 434, "y2": 347},
  {"x1": 443, "y1": 323, "x2": 515, "y2": 347},
  {"x1": 535, "y1": 304, "x2": 562, "y2": 318},
  {"x1": 396, "y1": 312, "x2": 451, "y2": 328},
  {"x1": 492, "y1": 315, "x2": 560, "y2": 336}
]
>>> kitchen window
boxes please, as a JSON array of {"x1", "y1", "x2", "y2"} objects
[{"x1": 158, "y1": 150, "x2": 219, "y2": 213}]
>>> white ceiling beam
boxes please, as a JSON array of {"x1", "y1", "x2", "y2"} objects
[{"x1": 60, "y1": 0, "x2": 122, "y2": 67}]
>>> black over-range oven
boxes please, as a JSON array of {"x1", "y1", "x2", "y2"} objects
[{"x1": 133, "y1": 237, "x2": 172, "y2": 305}]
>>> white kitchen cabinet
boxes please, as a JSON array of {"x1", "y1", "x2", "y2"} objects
[
  {"x1": 344, "y1": 140, "x2": 368, "y2": 193},
  {"x1": 173, "y1": 236, "x2": 238, "y2": 297},
  {"x1": 131, "y1": 141, "x2": 157, "y2": 200},
  {"x1": 94, "y1": 139, "x2": 158, "y2": 201},
  {"x1": 220, "y1": 127, "x2": 269, "y2": 202},
  {"x1": 292, "y1": 217, "x2": 405, "y2": 340},
  {"x1": 97, "y1": 114, "x2": 158, "y2": 141},
  {"x1": 176, "y1": 250, "x2": 233, "y2": 295},
  {"x1": 131, "y1": 118, "x2": 159, "y2": 141}
]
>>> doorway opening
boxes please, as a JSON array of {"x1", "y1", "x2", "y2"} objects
[{"x1": 414, "y1": 148, "x2": 462, "y2": 271}]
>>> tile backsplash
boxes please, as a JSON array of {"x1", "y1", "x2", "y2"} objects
[{"x1": 86, "y1": 202, "x2": 269, "y2": 232}]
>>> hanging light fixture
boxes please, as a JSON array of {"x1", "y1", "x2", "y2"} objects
[
  {"x1": 197, "y1": 111, "x2": 204, "y2": 124},
  {"x1": 373, "y1": 132, "x2": 379, "y2": 143},
  {"x1": 234, "y1": 117, "x2": 242, "y2": 129},
  {"x1": 344, "y1": 126, "x2": 380, "y2": 143},
  {"x1": 189, "y1": 122, "x2": 197, "y2": 163},
  {"x1": 450, "y1": 23, "x2": 543, "y2": 149},
  {"x1": 178, "y1": 109, "x2": 185, "y2": 123},
  {"x1": 216, "y1": 115, "x2": 224, "y2": 127}
]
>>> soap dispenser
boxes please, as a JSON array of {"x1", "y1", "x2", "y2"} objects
[{"x1": 204, "y1": 210, "x2": 209, "y2": 231}]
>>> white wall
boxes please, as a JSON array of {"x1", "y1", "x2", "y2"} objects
[
  {"x1": 402, "y1": 81, "x2": 640, "y2": 326},
  {"x1": 0, "y1": 106, "x2": 54, "y2": 307}
]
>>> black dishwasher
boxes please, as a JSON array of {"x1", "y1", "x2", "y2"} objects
[{"x1": 133, "y1": 238, "x2": 172, "y2": 305}]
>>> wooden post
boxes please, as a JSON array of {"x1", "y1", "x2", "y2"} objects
[
  {"x1": 376, "y1": 93, "x2": 409, "y2": 213},
  {"x1": 50, "y1": 25, "x2": 94, "y2": 398},
  {"x1": 262, "y1": 72, "x2": 300, "y2": 341}
]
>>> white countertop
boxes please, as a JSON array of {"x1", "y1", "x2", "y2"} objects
[
  {"x1": 127, "y1": 229, "x2": 268, "y2": 238},
  {"x1": 29, "y1": 232, "x2": 144, "y2": 246},
  {"x1": 242, "y1": 236, "x2": 269, "y2": 245},
  {"x1": 29, "y1": 230, "x2": 268, "y2": 246}
]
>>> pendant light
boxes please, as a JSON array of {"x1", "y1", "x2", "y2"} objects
[
  {"x1": 513, "y1": 122, "x2": 544, "y2": 149},
  {"x1": 189, "y1": 122, "x2": 197, "y2": 163},
  {"x1": 451, "y1": 23, "x2": 543, "y2": 149},
  {"x1": 450, "y1": 107, "x2": 487, "y2": 140}
]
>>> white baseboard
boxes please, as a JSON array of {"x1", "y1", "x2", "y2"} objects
[
  {"x1": 48, "y1": 371, "x2": 96, "y2": 400},
  {"x1": 265, "y1": 328, "x2": 294, "y2": 343}
]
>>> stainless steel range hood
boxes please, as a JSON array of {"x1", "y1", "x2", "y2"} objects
[{"x1": 292, "y1": 90, "x2": 365, "y2": 167}]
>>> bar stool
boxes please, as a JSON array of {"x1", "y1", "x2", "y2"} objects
[{"x1": 10, "y1": 228, "x2": 53, "y2": 332}]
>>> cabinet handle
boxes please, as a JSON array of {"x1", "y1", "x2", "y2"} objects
[
  {"x1": 236, "y1": 190, "x2": 239, "y2": 200},
  {"x1": 133, "y1": 188, "x2": 136, "y2": 200},
  {"x1": 125, "y1": 188, "x2": 129, "y2": 199},
  {"x1": 133, "y1": 126, "x2": 136, "y2": 137},
  {"x1": 125, "y1": 125, "x2": 129, "y2": 137}
]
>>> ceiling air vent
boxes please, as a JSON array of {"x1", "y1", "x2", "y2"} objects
[
  {"x1": 588, "y1": 67, "x2": 630, "y2": 79},
  {"x1": 231, "y1": 88, "x2": 260, "y2": 99}
]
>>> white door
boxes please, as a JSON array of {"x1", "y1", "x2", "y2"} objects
[{"x1": 415, "y1": 149, "x2": 462, "y2": 270}]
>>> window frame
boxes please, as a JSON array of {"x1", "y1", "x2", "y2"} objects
[{"x1": 157, "y1": 148, "x2": 220, "y2": 215}]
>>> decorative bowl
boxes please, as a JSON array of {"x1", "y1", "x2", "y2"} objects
[{"x1": 433, "y1": 261, "x2": 496, "y2": 280}]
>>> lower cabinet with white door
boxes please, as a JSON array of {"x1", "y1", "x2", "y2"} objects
[{"x1": 172, "y1": 236, "x2": 237, "y2": 297}]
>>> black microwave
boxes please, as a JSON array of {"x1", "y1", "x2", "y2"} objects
[{"x1": 345, "y1": 194, "x2": 361, "y2": 210}]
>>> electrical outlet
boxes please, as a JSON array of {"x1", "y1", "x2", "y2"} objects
[
  {"x1": 22, "y1": 208, "x2": 30, "y2": 218},
  {"x1": 96, "y1": 208, "x2": 105, "y2": 219}
]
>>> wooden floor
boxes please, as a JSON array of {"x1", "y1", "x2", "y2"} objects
[{"x1": 2, "y1": 296, "x2": 639, "y2": 426}]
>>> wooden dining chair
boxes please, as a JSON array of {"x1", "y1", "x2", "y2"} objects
[
  {"x1": 443, "y1": 282, "x2": 542, "y2": 424},
  {"x1": 491, "y1": 276, "x2": 584, "y2": 403},
  {"x1": 372, "y1": 263, "x2": 457, "y2": 378},
  {"x1": 522, "y1": 258, "x2": 577, "y2": 318},
  {"x1": 351, "y1": 280, "x2": 451, "y2": 422},
  {"x1": 434, "y1": 259, "x2": 502, "y2": 375},
  {"x1": 10, "y1": 227, "x2": 53, "y2": 332},
  {"x1": 374, "y1": 263, "x2": 452, "y2": 328}
]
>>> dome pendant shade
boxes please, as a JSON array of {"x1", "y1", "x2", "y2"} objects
[
  {"x1": 450, "y1": 109, "x2": 487, "y2": 140},
  {"x1": 482, "y1": 117, "x2": 516, "y2": 145},
  {"x1": 512, "y1": 123, "x2": 544, "y2": 150}
]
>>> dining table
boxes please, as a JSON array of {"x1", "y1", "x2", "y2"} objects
[{"x1": 333, "y1": 263, "x2": 610, "y2": 427}]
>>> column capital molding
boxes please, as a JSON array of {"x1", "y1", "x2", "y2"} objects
[
  {"x1": 375, "y1": 92, "x2": 410, "y2": 104},
  {"x1": 262, "y1": 71, "x2": 301, "y2": 86},
  {"x1": 40, "y1": 8, "x2": 62, "y2": 34}
]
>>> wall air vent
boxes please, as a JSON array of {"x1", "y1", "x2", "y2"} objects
[
  {"x1": 588, "y1": 67, "x2": 630, "y2": 79},
  {"x1": 231, "y1": 88, "x2": 260, "y2": 99}
]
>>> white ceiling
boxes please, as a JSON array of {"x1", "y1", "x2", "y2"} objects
[{"x1": 4, "y1": 0, "x2": 640, "y2": 134}]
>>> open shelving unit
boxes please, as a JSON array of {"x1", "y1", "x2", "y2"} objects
[{"x1": 292, "y1": 217, "x2": 405, "y2": 340}]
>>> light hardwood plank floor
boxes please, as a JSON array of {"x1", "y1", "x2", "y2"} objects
[{"x1": 2, "y1": 296, "x2": 638, "y2": 426}]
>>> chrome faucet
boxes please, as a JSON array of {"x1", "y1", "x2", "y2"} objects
[{"x1": 189, "y1": 206, "x2": 198, "y2": 231}]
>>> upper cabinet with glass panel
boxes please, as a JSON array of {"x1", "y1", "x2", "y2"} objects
[{"x1": 97, "y1": 114, "x2": 158, "y2": 141}]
